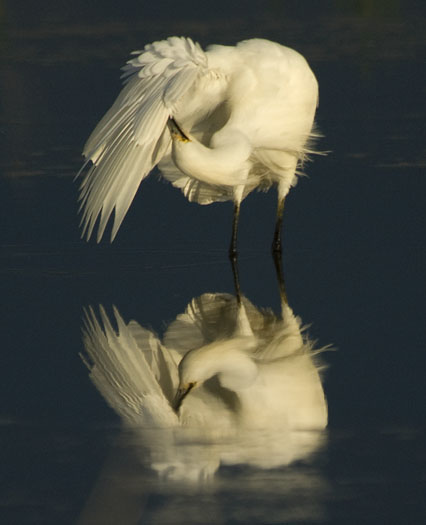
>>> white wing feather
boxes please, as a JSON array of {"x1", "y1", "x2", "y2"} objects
[
  {"x1": 81, "y1": 305, "x2": 179, "y2": 427},
  {"x1": 78, "y1": 37, "x2": 209, "y2": 242}
]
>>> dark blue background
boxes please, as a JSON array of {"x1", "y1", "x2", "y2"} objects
[{"x1": 1, "y1": 1, "x2": 425, "y2": 523}]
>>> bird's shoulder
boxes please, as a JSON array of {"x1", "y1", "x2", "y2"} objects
[
  {"x1": 122, "y1": 37, "x2": 229, "y2": 114},
  {"x1": 122, "y1": 36, "x2": 208, "y2": 81}
]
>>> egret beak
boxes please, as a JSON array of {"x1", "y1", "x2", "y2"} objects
[
  {"x1": 173, "y1": 382, "x2": 196, "y2": 413},
  {"x1": 167, "y1": 117, "x2": 191, "y2": 143}
]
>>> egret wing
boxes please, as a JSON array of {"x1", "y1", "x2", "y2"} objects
[
  {"x1": 81, "y1": 305, "x2": 179, "y2": 427},
  {"x1": 78, "y1": 37, "x2": 209, "y2": 242}
]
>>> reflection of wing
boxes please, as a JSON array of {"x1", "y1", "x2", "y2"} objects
[
  {"x1": 164, "y1": 293, "x2": 270, "y2": 353},
  {"x1": 163, "y1": 292, "x2": 299, "y2": 356},
  {"x1": 80, "y1": 295, "x2": 328, "y2": 482},
  {"x1": 164, "y1": 293, "x2": 238, "y2": 353},
  {"x1": 81, "y1": 305, "x2": 178, "y2": 427},
  {"x1": 78, "y1": 37, "x2": 217, "y2": 241}
]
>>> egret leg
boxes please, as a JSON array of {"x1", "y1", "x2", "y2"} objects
[
  {"x1": 229, "y1": 201, "x2": 241, "y2": 258},
  {"x1": 272, "y1": 196, "x2": 286, "y2": 253},
  {"x1": 230, "y1": 252, "x2": 242, "y2": 304},
  {"x1": 272, "y1": 247, "x2": 288, "y2": 306}
]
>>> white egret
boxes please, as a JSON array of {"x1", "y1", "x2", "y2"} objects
[
  {"x1": 81, "y1": 291, "x2": 328, "y2": 481},
  {"x1": 78, "y1": 37, "x2": 320, "y2": 253}
]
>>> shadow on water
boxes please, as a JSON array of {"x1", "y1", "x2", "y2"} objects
[{"x1": 76, "y1": 254, "x2": 331, "y2": 524}]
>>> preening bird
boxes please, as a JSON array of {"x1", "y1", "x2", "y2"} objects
[
  {"x1": 78, "y1": 37, "x2": 320, "y2": 253},
  {"x1": 81, "y1": 292, "x2": 328, "y2": 480}
]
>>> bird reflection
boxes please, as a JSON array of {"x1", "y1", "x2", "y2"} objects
[{"x1": 80, "y1": 263, "x2": 329, "y2": 484}]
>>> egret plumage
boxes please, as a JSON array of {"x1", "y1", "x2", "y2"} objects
[
  {"x1": 81, "y1": 290, "x2": 328, "y2": 480},
  {"x1": 78, "y1": 37, "x2": 320, "y2": 253}
]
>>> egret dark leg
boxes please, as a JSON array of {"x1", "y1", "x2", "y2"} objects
[
  {"x1": 230, "y1": 253, "x2": 242, "y2": 304},
  {"x1": 229, "y1": 201, "x2": 241, "y2": 258},
  {"x1": 272, "y1": 196, "x2": 285, "y2": 254},
  {"x1": 272, "y1": 246, "x2": 288, "y2": 306}
]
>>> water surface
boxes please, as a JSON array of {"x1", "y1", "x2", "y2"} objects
[{"x1": 1, "y1": 1, "x2": 425, "y2": 523}]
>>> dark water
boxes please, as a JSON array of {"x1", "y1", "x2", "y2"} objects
[{"x1": 1, "y1": 1, "x2": 426, "y2": 523}]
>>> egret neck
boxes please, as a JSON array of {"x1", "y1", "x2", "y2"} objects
[
  {"x1": 169, "y1": 122, "x2": 252, "y2": 187},
  {"x1": 177, "y1": 336, "x2": 258, "y2": 403}
]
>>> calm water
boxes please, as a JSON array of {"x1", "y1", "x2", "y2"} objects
[{"x1": 1, "y1": 1, "x2": 426, "y2": 523}]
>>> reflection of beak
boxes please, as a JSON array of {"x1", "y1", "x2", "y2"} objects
[
  {"x1": 167, "y1": 117, "x2": 191, "y2": 143},
  {"x1": 173, "y1": 382, "x2": 196, "y2": 413}
]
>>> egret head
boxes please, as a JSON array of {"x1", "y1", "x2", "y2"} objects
[
  {"x1": 173, "y1": 344, "x2": 217, "y2": 413},
  {"x1": 173, "y1": 337, "x2": 258, "y2": 413},
  {"x1": 173, "y1": 381, "x2": 197, "y2": 412},
  {"x1": 167, "y1": 117, "x2": 191, "y2": 143}
]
